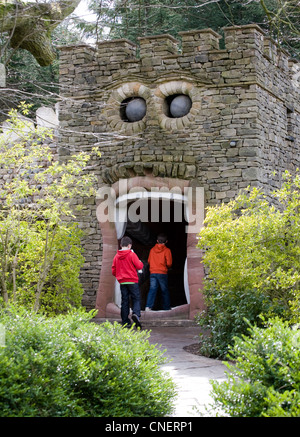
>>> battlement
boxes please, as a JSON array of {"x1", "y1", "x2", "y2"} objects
[{"x1": 59, "y1": 24, "x2": 296, "y2": 70}]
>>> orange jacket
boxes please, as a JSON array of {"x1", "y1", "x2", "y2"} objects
[{"x1": 148, "y1": 243, "x2": 172, "y2": 274}]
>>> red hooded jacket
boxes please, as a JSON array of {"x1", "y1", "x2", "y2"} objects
[
  {"x1": 148, "y1": 243, "x2": 172, "y2": 274},
  {"x1": 112, "y1": 249, "x2": 143, "y2": 284}
]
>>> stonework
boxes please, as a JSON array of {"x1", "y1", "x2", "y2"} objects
[{"x1": 57, "y1": 25, "x2": 299, "y2": 317}]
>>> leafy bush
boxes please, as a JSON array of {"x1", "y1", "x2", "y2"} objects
[
  {"x1": 210, "y1": 318, "x2": 300, "y2": 417},
  {"x1": 0, "y1": 104, "x2": 98, "y2": 313},
  {"x1": 197, "y1": 172, "x2": 300, "y2": 357},
  {"x1": 11, "y1": 222, "x2": 85, "y2": 316},
  {"x1": 0, "y1": 307, "x2": 177, "y2": 417},
  {"x1": 195, "y1": 287, "x2": 271, "y2": 359}
]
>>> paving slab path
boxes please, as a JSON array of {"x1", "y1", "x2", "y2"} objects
[{"x1": 146, "y1": 325, "x2": 227, "y2": 417}]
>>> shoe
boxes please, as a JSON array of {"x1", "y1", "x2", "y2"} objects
[
  {"x1": 132, "y1": 314, "x2": 142, "y2": 329},
  {"x1": 145, "y1": 307, "x2": 152, "y2": 312},
  {"x1": 121, "y1": 321, "x2": 132, "y2": 329}
]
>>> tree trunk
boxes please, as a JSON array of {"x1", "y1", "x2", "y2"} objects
[{"x1": 0, "y1": 0, "x2": 82, "y2": 66}]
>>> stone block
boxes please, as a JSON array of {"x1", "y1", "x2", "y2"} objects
[
  {"x1": 239, "y1": 147, "x2": 258, "y2": 157},
  {"x1": 220, "y1": 128, "x2": 237, "y2": 137},
  {"x1": 243, "y1": 167, "x2": 259, "y2": 180},
  {"x1": 206, "y1": 171, "x2": 220, "y2": 179},
  {"x1": 221, "y1": 169, "x2": 242, "y2": 178}
]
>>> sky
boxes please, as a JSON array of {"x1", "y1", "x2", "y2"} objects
[
  {"x1": 74, "y1": 0, "x2": 112, "y2": 43},
  {"x1": 74, "y1": 0, "x2": 97, "y2": 23},
  {"x1": 20, "y1": 0, "x2": 103, "y2": 43}
]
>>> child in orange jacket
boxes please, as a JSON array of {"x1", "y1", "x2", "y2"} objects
[{"x1": 145, "y1": 233, "x2": 172, "y2": 311}]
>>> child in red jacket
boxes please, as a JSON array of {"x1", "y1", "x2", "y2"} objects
[
  {"x1": 145, "y1": 233, "x2": 172, "y2": 311},
  {"x1": 112, "y1": 236, "x2": 143, "y2": 328}
]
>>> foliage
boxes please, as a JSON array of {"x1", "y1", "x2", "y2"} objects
[
  {"x1": 210, "y1": 318, "x2": 300, "y2": 417},
  {"x1": 8, "y1": 222, "x2": 85, "y2": 316},
  {"x1": 0, "y1": 306, "x2": 177, "y2": 417},
  {"x1": 246, "y1": 0, "x2": 300, "y2": 56},
  {"x1": 87, "y1": 0, "x2": 263, "y2": 42},
  {"x1": 0, "y1": 103, "x2": 99, "y2": 314},
  {"x1": 0, "y1": 0, "x2": 81, "y2": 66},
  {"x1": 86, "y1": 0, "x2": 298, "y2": 54},
  {"x1": 197, "y1": 171, "x2": 300, "y2": 358},
  {"x1": 3, "y1": 46, "x2": 59, "y2": 114},
  {"x1": 195, "y1": 288, "x2": 271, "y2": 359},
  {"x1": 1, "y1": 11, "x2": 86, "y2": 120}
]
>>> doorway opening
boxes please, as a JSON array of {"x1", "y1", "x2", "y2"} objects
[
  {"x1": 116, "y1": 197, "x2": 188, "y2": 310},
  {"x1": 95, "y1": 176, "x2": 205, "y2": 320}
]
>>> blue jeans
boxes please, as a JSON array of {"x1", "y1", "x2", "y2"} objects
[
  {"x1": 146, "y1": 274, "x2": 171, "y2": 310},
  {"x1": 120, "y1": 283, "x2": 141, "y2": 325}
]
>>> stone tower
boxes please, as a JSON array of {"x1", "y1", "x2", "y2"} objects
[{"x1": 58, "y1": 25, "x2": 300, "y2": 320}]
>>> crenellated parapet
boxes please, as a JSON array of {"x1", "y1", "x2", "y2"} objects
[{"x1": 59, "y1": 25, "x2": 299, "y2": 94}]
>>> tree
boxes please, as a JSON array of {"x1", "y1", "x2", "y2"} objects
[
  {"x1": 0, "y1": 103, "x2": 99, "y2": 314},
  {"x1": 86, "y1": 0, "x2": 238, "y2": 42},
  {"x1": 83, "y1": 0, "x2": 299, "y2": 57},
  {"x1": 196, "y1": 172, "x2": 300, "y2": 358},
  {"x1": 0, "y1": 1, "x2": 87, "y2": 122},
  {"x1": 0, "y1": 0, "x2": 82, "y2": 66},
  {"x1": 235, "y1": 0, "x2": 300, "y2": 56}
]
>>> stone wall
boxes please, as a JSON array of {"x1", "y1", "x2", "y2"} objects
[{"x1": 57, "y1": 25, "x2": 300, "y2": 310}]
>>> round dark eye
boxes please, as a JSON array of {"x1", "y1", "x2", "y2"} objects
[
  {"x1": 120, "y1": 97, "x2": 147, "y2": 122},
  {"x1": 169, "y1": 94, "x2": 192, "y2": 118}
]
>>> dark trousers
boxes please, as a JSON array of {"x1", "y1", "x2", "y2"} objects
[
  {"x1": 146, "y1": 273, "x2": 171, "y2": 310},
  {"x1": 120, "y1": 283, "x2": 141, "y2": 325}
]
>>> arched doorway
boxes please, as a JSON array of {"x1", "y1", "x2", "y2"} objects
[
  {"x1": 95, "y1": 176, "x2": 205, "y2": 320},
  {"x1": 114, "y1": 195, "x2": 188, "y2": 311}
]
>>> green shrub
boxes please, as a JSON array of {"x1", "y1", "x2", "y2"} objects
[
  {"x1": 0, "y1": 104, "x2": 98, "y2": 313},
  {"x1": 197, "y1": 172, "x2": 300, "y2": 357},
  {"x1": 14, "y1": 222, "x2": 85, "y2": 316},
  {"x1": 210, "y1": 318, "x2": 300, "y2": 417},
  {"x1": 0, "y1": 307, "x2": 177, "y2": 417},
  {"x1": 195, "y1": 287, "x2": 271, "y2": 359}
]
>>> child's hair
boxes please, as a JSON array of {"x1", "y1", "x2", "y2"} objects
[
  {"x1": 157, "y1": 233, "x2": 168, "y2": 244},
  {"x1": 120, "y1": 236, "x2": 132, "y2": 247}
]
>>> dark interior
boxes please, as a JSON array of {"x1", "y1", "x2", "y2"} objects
[{"x1": 118, "y1": 198, "x2": 187, "y2": 310}]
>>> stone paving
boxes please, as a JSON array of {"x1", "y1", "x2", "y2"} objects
[{"x1": 146, "y1": 325, "x2": 227, "y2": 417}]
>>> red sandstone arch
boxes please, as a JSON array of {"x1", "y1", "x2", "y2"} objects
[{"x1": 95, "y1": 176, "x2": 205, "y2": 320}]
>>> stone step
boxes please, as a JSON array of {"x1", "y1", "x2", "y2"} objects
[{"x1": 92, "y1": 317, "x2": 198, "y2": 328}]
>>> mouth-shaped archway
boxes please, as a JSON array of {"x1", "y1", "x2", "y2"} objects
[
  {"x1": 114, "y1": 195, "x2": 188, "y2": 312},
  {"x1": 95, "y1": 176, "x2": 205, "y2": 320}
]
